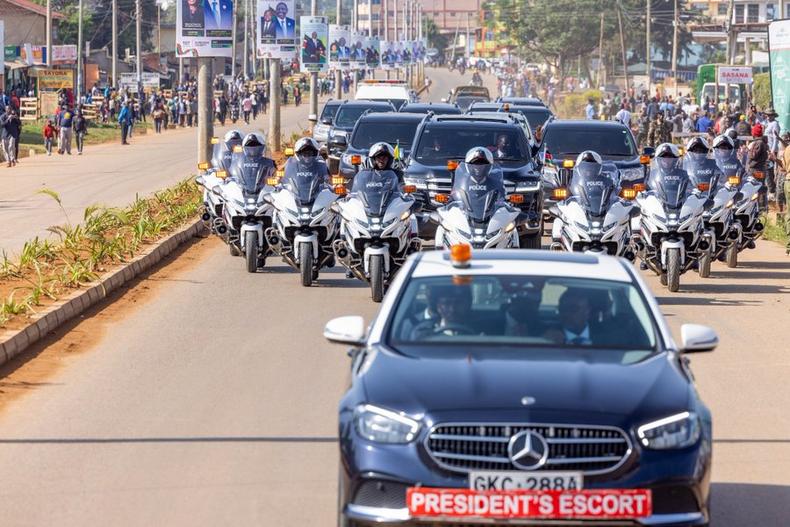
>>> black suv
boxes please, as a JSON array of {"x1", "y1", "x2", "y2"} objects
[
  {"x1": 538, "y1": 120, "x2": 650, "y2": 213},
  {"x1": 338, "y1": 112, "x2": 426, "y2": 180},
  {"x1": 312, "y1": 99, "x2": 343, "y2": 145},
  {"x1": 327, "y1": 100, "x2": 395, "y2": 172},
  {"x1": 403, "y1": 114, "x2": 543, "y2": 246}
]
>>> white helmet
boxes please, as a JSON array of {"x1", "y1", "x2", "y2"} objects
[
  {"x1": 223, "y1": 130, "x2": 243, "y2": 148},
  {"x1": 575, "y1": 150, "x2": 603, "y2": 166},
  {"x1": 712, "y1": 134, "x2": 734, "y2": 150},
  {"x1": 655, "y1": 143, "x2": 680, "y2": 158},
  {"x1": 241, "y1": 132, "x2": 266, "y2": 156},
  {"x1": 295, "y1": 136, "x2": 320, "y2": 154},
  {"x1": 464, "y1": 146, "x2": 494, "y2": 165},
  {"x1": 368, "y1": 142, "x2": 395, "y2": 169},
  {"x1": 294, "y1": 137, "x2": 320, "y2": 166},
  {"x1": 685, "y1": 136, "x2": 710, "y2": 153}
]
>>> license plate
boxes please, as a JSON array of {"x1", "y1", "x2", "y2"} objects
[
  {"x1": 470, "y1": 471, "x2": 583, "y2": 491},
  {"x1": 407, "y1": 488, "x2": 652, "y2": 520}
]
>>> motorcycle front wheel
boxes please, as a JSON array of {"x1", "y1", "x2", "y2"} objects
[
  {"x1": 300, "y1": 242, "x2": 314, "y2": 287},
  {"x1": 666, "y1": 248, "x2": 681, "y2": 292},
  {"x1": 725, "y1": 244, "x2": 738, "y2": 268},
  {"x1": 370, "y1": 254, "x2": 385, "y2": 303},
  {"x1": 245, "y1": 231, "x2": 258, "y2": 273},
  {"x1": 698, "y1": 249, "x2": 711, "y2": 278}
]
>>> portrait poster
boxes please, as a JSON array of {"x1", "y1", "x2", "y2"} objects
[
  {"x1": 300, "y1": 16, "x2": 328, "y2": 73},
  {"x1": 381, "y1": 40, "x2": 396, "y2": 70},
  {"x1": 350, "y1": 31, "x2": 367, "y2": 70},
  {"x1": 258, "y1": 0, "x2": 298, "y2": 59},
  {"x1": 177, "y1": 0, "x2": 233, "y2": 57},
  {"x1": 328, "y1": 24, "x2": 351, "y2": 71},
  {"x1": 365, "y1": 38, "x2": 380, "y2": 69}
]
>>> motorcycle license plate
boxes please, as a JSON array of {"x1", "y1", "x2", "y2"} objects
[{"x1": 470, "y1": 471, "x2": 582, "y2": 491}]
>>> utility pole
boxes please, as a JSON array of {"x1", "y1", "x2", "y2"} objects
[
  {"x1": 309, "y1": 0, "x2": 319, "y2": 126},
  {"x1": 671, "y1": 0, "x2": 679, "y2": 97},
  {"x1": 251, "y1": 0, "x2": 258, "y2": 79},
  {"x1": 617, "y1": 7, "x2": 628, "y2": 93},
  {"x1": 465, "y1": 11, "x2": 470, "y2": 61},
  {"x1": 451, "y1": 9, "x2": 460, "y2": 64},
  {"x1": 231, "y1": 0, "x2": 238, "y2": 77},
  {"x1": 335, "y1": 0, "x2": 343, "y2": 99},
  {"x1": 112, "y1": 0, "x2": 118, "y2": 86},
  {"x1": 46, "y1": 0, "x2": 52, "y2": 66},
  {"x1": 394, "y1": 0, "x2": 399, "y2": 79},
  {"x1": 646, "y1": 0, "x2": 651, "y2": 95},
  {"x1": 197, "y1": 58, "x2": 214, "y2": 164},
  {"x1": 77, "y1": 0, "x2": 84, "y2": 101},
  {"x1": 243, "y1": 0, "x2": 249, "y2": 79},
  {"x1": 384, "y1": 0, "x2": 390, "y2": 79},
  {"x1": 597, "y1": 12, "x2": 604, "y2": 89},
  {"x1": 726, "y1": 0, "x2": 736, "y2": 65},
  {"x1": 368, "y1": 0, "x2": 373, "y2": 36},
  {"x1": 136, "y1": 0, "x2": 142, "y2": 86},
  {"x1": 269, "y1": 60, "x2": 281, "y2": 152}
]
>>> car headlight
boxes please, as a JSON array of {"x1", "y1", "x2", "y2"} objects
[
  {"x1": 620, "y1": 167, "x2": 644, "y2": 182},
  {"x1": 354, "y1": 404, "x2": 421, "y2": 443},
  {"x1": 637, "y1": 411, "x2": 700, "y2": 450}
]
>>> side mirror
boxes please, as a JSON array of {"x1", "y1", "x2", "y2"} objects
[
  {"x1": 195, "y1": 175, "x2": 205, "y2": 186},
  {"x1": 333, "y1": 135, "x2": 348, "y2": 146},
  {"x1": 211, "y1": 185, "x2": 223, "y2": 197},
  {"x1": 547, "y1": 204, "x2": 560, "y2": 217},
  {"x1": 324, "y1": 316, "x2": 366, "y2": 346},
  {"x1": 680, "y1": 324, "x2": 718, "y2": 353},
  {"x1": 262, "y1": 193, "x2": 274, "y2": 204},
  {"x1": 321, "y1": 117, "x2": 333, "y2": 125}
]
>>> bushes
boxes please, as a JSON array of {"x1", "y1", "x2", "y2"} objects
[
  {"x1": 558, "y1": 89, "x2": 603, "y2": 119},
  {"x1": 753, "y1": 73, "x2": 771, "y2": 110}
]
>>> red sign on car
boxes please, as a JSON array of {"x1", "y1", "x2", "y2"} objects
[{"x1": 407, "y1": 488, "x2": 652, "y2": 520}]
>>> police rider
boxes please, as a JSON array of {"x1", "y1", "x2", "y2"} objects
[
  {"x1": 284, "y1": 137, "x2": 330, "y2": 187},
  {"x1": 351, "y1": 142, "x2": 401, "y2": 193},
  {"x1": 712, "y1": 134, "x2": 745, "y2": 180},
  {"x1": 683, "y1": 136, "x2": 724, "y2": 198},
  {"x1": 451, "y1": 146, "x2": 507, "y2": 204}
]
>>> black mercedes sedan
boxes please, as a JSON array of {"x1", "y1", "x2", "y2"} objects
[{"x1": 326, "y1": 249, "x2": 716, "y2": 527}]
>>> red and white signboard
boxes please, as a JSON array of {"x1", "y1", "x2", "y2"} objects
[
  {"x1": 718, "y1": 66, "x2": 753, "y2": 84},
  {"x1": 407, "y1": 488, "x2": 652, "y2": 520},
  {"x1": 52, "y1": 45, "x2": 78, "y2": 64}
]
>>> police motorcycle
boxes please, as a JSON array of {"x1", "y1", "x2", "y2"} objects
[
  {"x1": 432, "y1": 147, "x2": 522, "y2": 250},
  {"x1": 230, "y1": 98, "x2": 240, "y2": 124},
  {"x1": 713, "y1": 134, "x2": 763, "y2": 267},
  {"x1": 633, "y1": 143, "x2": 710, "y2": 292},
  {"x1": 549, "y1": 151, "x2": 637, "y2": 260},
  {"x1": 683, "y1": 136, "x2": 739, "y2": 276},
  {"x1": 196, "y1": 130, "x2": 243, "y2": 237},
  {"x1": 264, "y1": 138, "x2": 341, "y2": 287},
  {"x1": 332, "y1": 143, "x2": 422, "y2": 303},
  {"x1": 218, "y1": 132, "x2": 277, "y2": 273}
]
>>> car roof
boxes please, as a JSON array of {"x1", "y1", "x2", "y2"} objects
[
  {"x1": 499, "y1": 97, "x2": 546, "y2": 106},
  {"x1": 468, "y1": 102, "x2": 504, "y2": 111},
  {"x1": 430, "y1": 115, "x2": 521, "y2": 126},
  {"x1": 411, "y1": 250, "x2": 633, "y2": 283},
  {"x1": 339, "y1": 100, "x2": 394, "y2": 109},
  {"x1": 400, "y1": 102, "x2": 461, "y2": 112},
  {"x1": 356, "y1": 112, "x2": 424, "y2": 123},
  {"x1": 545, "y1": 119, "x2": 630, "y2": 130}
]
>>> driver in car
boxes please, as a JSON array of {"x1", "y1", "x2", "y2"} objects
[
  {"x1": 493, "y1": 133, "x2": 515, "y2": 159},
  {"x1": 411, "y1": 285, "x2": 474, "y2": 339}
]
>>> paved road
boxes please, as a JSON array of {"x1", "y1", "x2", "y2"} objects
[
  {"x1": 0, "y1": 94, "x2": 330, "y2": 256},
  {"x1": 0, "y1": 69, "x2": 788, "y2": 526}
]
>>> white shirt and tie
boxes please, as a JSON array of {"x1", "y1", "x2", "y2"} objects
[
  {"x1": 210, "y1": 0, "x2": 221, "y2": 25},
  {"x1": 564, "y1": 326, "x2": 591, "y2": 346}
]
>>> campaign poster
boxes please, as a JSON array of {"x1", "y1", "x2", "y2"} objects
[
  {"x1": 349, "y1": 31, "x2": 366, "y2": 70},
  {"x1": 257, "y1": 0, "x2": 298, "y2": 59},
  {"x1": 176, "y1": 0, "x2": 234, "y2": 57},
  {"x1": 300, "y1": 16, "x2": 328, "y2": 73},
  {"x1": 394, "y1": 41, "x2": 406, "y2": 67},
  {"x1": 329, "y1": 24, "x2": 351, "y2": 71},
  {"x1": 365, "y1": 38, "x2": 380, "y2": 69},
  {"x1": 381, "y1": 40, "x2": 396, "y2": 70},
  {"x1": 769, "y1": 19, "x2": 790, "y2": 133}
]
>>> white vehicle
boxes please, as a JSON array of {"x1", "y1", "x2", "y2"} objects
[
  {"x1": 332, "y1": 144, "x2": 421, "y2": 302},
  {"x1": 264, "y1": 139, "x2": 341, "y2": 286},
  {"x1": 219, "y1": 133, "x2": 277, "y2": 273},
  {"x1": 633, "y1": 144, "x2": 710, "y2": 292},
  {"x1": 432, "y1": 148, "x2": 521, "y2": 250},
  {"x1": 549, "y1": 152, "x2": 636, "y2": 260},
  {"x1": 355, "y1": 80, "x2": 416, "y2": 111},
  {"x1": 196, "y1": 131, "x2": 243, "y2": 237}
]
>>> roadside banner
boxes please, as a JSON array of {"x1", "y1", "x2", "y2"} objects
[
  {"x1": 381, "y1": 40, "x2": 396, "y2": 70},
  {"x1": 328, "y1": 24, "x2": 351, "y2": 71},
  {"x1": 0, "y1": 22, "x2": 4, "y2": 70},
  {"x1": 365, "y1": 37, "x2": 380, "y2": 69},
  {"x1": 119, "y1": 72, "x2": 160, "y2": 91},
  {"x1": 52, "y1": 45, "x2": 78, "y2": 64},
  {"x1": 769, "y1": 20, "x2": 790, "y2": 135},
  {"x1": 350, "y1": 31, "x2": 367, "y2": 70},
  {"x1": 176, "y1": 0, "x2": 234, "y2": 57},
  {"x1": 300, "y1": 16, "x2": 328, "y2": 73},
  {"x1": 258, "y1": 0, "x2": 298, "y2": 60},
  {"x1": 717, "y1": 66, "x2": 753, "y2": 84},
  {"x1": 37, "y1": 68, "x2": 74, "y2": 90}
]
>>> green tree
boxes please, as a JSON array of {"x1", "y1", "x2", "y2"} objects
[{"x1": 423, "y1": 17, "x2": 448, "y2": 52}]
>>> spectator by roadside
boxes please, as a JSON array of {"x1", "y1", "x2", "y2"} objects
[
  {"x1": 43, "y1": 119, "x2": 56, "y2": 156},
  {"x1": 74, "y1": 108, "x2": 88, "y2": 155},
  {"x1": 58, "y1": 105, "x2": 74, "y2": 155},
  {"x1": 118, "y1": 102, "x2": 132, "y2": 145},
  {"x1": 1, "y1": 107, "x2": 22, "y2": 167}
]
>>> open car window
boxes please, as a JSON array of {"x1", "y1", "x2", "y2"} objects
[{"x1": 388, "y1": 275, "x2": 658, "y2": 363}]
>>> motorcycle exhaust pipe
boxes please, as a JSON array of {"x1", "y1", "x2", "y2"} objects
[{"x1": 336, "y1": 247, "x2": 349, "y2": 259}]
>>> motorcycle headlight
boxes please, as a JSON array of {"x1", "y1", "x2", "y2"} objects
[
  {"x1": 354, "y1": 404, "x2": 421, "y2": 444},
  {"x1": 400, "y1": 210, "x2": 411, "y2": 221},
  {"x1": 637, "y1": 411, "x2": 700, "y2": 450}
]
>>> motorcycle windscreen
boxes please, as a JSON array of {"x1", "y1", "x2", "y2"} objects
[
  {"x1": 211, "y1": 143, "x2": 233, "y2": 171},
  {"x1": 571, "y1": 166, "x2": 614, "y2": 217},
  {"x1": 281, "y1": 161, "x2": 323, "y2": 206},
  {"x1": 352, "y1": 170, "x2": 399, "y2": 217},
  {"x1": 650, "y1": 159, "x2": 690, "y2": 210},
  {"x1": 459, "y1": 189, "x2": 498, "y2": 223},
  {"x1": 683, "y1": 153, "x2": 721, "y2": 192},
  {"x1": 231, "y1": 154, "x2": 270, "y2": 196},
  {"x1": 713, "y1": 149, "x2": 741, "y2": 175}
]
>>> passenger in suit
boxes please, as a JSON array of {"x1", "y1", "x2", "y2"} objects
[{"x1": 274, "y1": 2, "x2": 296, "y2": 39}]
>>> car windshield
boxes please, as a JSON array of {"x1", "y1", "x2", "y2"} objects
[
  {"x1": 351, "y1": 121, "x2": 420, "y2": 150},
  {"x1": 401, "y1": 105, "x2": 461, "y2": 115},
  {"x1": 320, "y1": 103, "x2": 341, "y2": 122},
  {"x1": 388, "y1": 275, "x2": 658, "y2": 360},
  {"x1": 415, "y1": 125, "x2": 529, "y2": 165},
  {"x1": 455, "y1": 96, "x2": 488, "y2": 110},
  {"x1": 335, "y1": 106, "x2": 384, "y2": 128},
  {"x1": 543, "y1": 127, "x2": 637, "y2": 157},
  {"x1": 512, "y1": 108, "x2": 552, "y2": 131}
]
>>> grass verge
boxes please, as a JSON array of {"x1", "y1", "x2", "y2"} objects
[
  {"x1": 0, "y1": 178, "x2": 201, "y2": 329},
  {"x1": 763, "y1": 214, "x2": 789, "y2": 247},
  {"x1": 19, "y1": 120, "x2": 153, "y2": 155}
]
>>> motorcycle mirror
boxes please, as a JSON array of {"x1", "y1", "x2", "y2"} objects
[
  {"x1": 642, "y1": 146, "x2": 655, "y2": 157},
  {"x1": 195, "y1": 175, "x2": 205, "y2": 186},
  {"x1": 547, "y1": 204, "x2": 560, "y2": 217},
  {"x1": 428, "y1": 211, "x2": 441, "y2": 224},
  {"x1": 211, "y1": 185, "x2": 223, "y2": 197},
  {"x1": 262, "y1": 193, "x2": 274, "y2": 204}
]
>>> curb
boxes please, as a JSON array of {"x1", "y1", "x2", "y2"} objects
[{"x1": 0, "y1": 219, "x2": 207, "y2": 368}]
